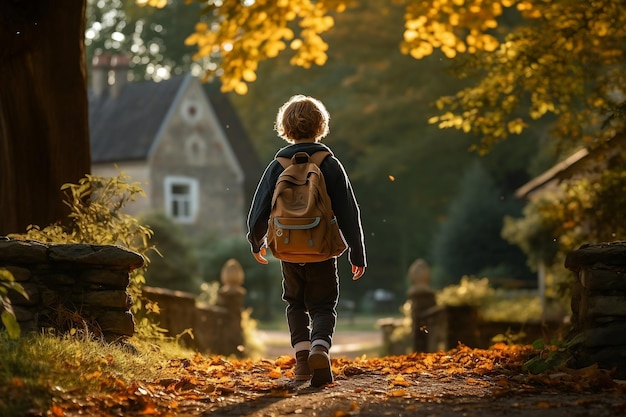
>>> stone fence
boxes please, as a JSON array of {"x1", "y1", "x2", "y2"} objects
[
  {"x1": 565, "y1": 241, "x2": 626, "y2": 379},
  {"x1": 142, "y1": 258, "x2": 246, "y2": 356},
  {"x1": 383, "y1": 246, "x2": 626, "y2": 379},
  {"x1": 0, "y1": 237, "x2": 144, "y2": 340},
  {"x1": 414, "y1": 305, "x2": 561, "y2": 352},
  {"x1": 0, "y1": 238, "x2": 246, "y2": 356}
]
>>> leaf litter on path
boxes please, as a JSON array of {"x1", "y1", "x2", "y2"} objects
[{"x1": 44, "y1": 343, "x2": 626, "y2": 416}]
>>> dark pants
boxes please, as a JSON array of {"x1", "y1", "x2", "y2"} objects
[{"x1": 281, "y1": 258, "x2": 339, "y2": 348}]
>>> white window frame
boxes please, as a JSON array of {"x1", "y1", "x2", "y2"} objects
[{"x1": 164, "y1": 176, "x2": 199, "y2": 224}]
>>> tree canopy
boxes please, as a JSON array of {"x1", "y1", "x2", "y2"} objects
[{"x1": 142, "y1": 0, "x2": 626, "y2": 152}]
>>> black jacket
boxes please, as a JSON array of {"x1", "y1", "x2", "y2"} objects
[{"x1": 247, "y1": 142, "x2": 366, "y2": 267}]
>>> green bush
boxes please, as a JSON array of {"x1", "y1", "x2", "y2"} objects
[
  {"x1": 504, "y1": 167, "x2": 626, "y2": 303},
  {"x1": 9, "y1": 172, "x2": 163, "y2": 338},
  {"x1": 140, "y1": 212, "x2": 203, "y2": 293},
  {"x1": 437, "y1": 276, "x2": 542, "y2": 322},
  {"x1": 431, "y1": 162, "x2": 534, "y2": 288},
  {"x1": 0, "y1": 268, "x2": 28, "y2": 339}
]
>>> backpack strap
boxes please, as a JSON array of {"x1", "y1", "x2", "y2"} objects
[
  {"x1": 275, "y1": 151, "x2": 330, "y2": 169},
  {"x1": 276, "y1": 156, "x2": 291, "y2": 169},
  {"x1": 310, "y1": 151, "x2": 331, "y2": 167}
]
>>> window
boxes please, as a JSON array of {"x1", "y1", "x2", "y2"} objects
[
  {"x1": 164, "y1": 176, "x2": 199, "y2": 223},
  {"x1": 180, "y1": 99, "x2": 203, "y2": 124}
]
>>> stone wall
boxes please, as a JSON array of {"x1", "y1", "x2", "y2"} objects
[
  {"x1": 1, "y1": 237, "x2": 247, "y2": 356},
  {"x1": 416, "y1": 305, "x2": 561, "y2": 352},
  {"x1": 565, "y1": 241, "x2": 626, "y2": 379},
  {"x1": 377, "y1": 258, "x2": 564, "y2": 355},
  {"x1": 142, "y1": 281, "x2": 245, "y2": 356},
  {"x1": 0, "y1": 237, "x2": 144, "y2": 340}
]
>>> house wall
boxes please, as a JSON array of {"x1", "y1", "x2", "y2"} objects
[
  {"x1": 91, "y1": 161, "x2": 152, "y2": 216},
  {"x1": 149, "y1": 78, "x2": 246, "y2": 238}
]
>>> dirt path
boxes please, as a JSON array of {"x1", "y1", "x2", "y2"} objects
[
  {"x1": 196, "y1": 371, "x2": 625, "y2": 417},
  {"x1": 256, "y1": 329, "x2": 383, "y2": 359},
  {"x1": 48, "y1": 343, "x2": 626, "y2": 417}
]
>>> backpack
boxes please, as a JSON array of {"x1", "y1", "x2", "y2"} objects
[{"x1": 267, "y1": 151, "x2": 347, "y2": 263}]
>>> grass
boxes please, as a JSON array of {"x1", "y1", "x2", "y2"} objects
[
  {"x1": 0, "y1": 317, "x2": 388, "y2": 416},
  {"x1": 0, "y1": 331, "x2": 196, "y2": 416}
]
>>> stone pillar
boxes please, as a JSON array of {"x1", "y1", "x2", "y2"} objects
[
  {"x1": 216, "y1": 258, "x2": 246, "y2": 355},
  {"x1": 407, "y1": 259, "x2": 437, "y2": 352},
  {"x1": 565, "y1": 241, "x2": 626, "y2": 379}
]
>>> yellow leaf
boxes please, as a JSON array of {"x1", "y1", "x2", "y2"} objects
[
  {"x1": 290, "y1": 39, "x2": 303, "y2": 50},
  {"x1": 242, "y1": 69, "x2": 257, "y2": 82},
  {"x1": 268, "y1": 366, "x2": 282, "y2": 379},
  {"x1": 136, "y1": 0, "x2": 167, "y2": 8},
  {"x1": 388, "y1": 388, "x2": 407, "y2": 397},
  {"x1": 235, "y1": 82, "x2": 249, "y2": 95},
  {"x1": 390, "y1": 374, "x2": 411, "y2": 387}
]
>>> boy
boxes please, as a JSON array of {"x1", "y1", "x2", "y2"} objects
[{"x1": 247, "y1": 95, "x2": 367, "y2": 387}]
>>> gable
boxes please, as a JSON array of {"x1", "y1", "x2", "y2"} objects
[{"x1": 148, "y1": 76, "x2": 246, "y2": 184}]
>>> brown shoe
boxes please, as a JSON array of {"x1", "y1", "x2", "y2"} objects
[
  {"x1": 308, "y1": 345, "x2": 333, "y2": 387},
  {"x1": 294, "y1": 350, "x2": 311, "y2": 381}
]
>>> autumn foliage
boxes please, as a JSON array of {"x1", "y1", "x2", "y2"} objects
[
  {"x1": 5, "y1": 339, "x2": 623, "y2": 416},
  {"x1": 139, "y1": 0, "x2": 626, "y2": 152}
]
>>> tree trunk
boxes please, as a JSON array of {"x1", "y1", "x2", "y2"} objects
[{"x1": 0, "y1": 0, "x2": 90, "y2": 235}]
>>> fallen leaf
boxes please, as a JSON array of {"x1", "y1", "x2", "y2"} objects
[
  {"x1": 139, "y1": 402, "x2": 157, "y2": 415},
  {"x1": 268, "y1": 367, "x2": 282, "y2": 379},
  {"x1": 390, "y1": 374, "x2": 410, "y2": 387},
  {"x1": 535, "y1": 401, "x2": 555, "y2": 409},
  {"x1": 50, "y1": 404, "x2": 65, "y2": 417},
  {"x1": 388, "y1": 389, "x2": 407, "y2": 397}
]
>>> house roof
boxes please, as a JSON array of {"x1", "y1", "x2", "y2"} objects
[
  {"x1": 88, "y1": 74, "x2": 263, "y2": 196},
  {"x1": 89, "y1": 75, "x2": 189, "y2": 163},
  {"x1": 515, "y1": 131, "x2": 626, "y2": 199},
  {"x1": 514, "y1": 148, "x2": 589, "y2": 199}
]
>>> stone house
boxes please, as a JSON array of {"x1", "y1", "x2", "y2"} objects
[{"x1": 88, "y1": 54, "x2": 262, "y2": 238}]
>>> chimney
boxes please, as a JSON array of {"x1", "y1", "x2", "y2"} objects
[
  {"x1": 110, "y1": 54, "x2": 131, "y2": 98},
  {"x1": 91, "y1": 52, "x2": 110, "y2": 97}
]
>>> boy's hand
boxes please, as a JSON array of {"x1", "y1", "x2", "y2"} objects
[
  {"x1": 253, "y1": 247, "x2": 269, "y2": 264},
  {"x1": 352, "y1": 265, "x2": 365, "y2": 280}
]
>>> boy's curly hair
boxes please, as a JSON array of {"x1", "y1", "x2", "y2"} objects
[{"x1": 274, "y1": 95, "x2": 330, "y2": 143}]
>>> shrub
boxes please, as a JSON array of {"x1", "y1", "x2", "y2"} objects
[
  {"x1": 140, "y1": 212, "x2": 203, "y2": 293},
  {"x1": 0, "y1": 268, "x2": 28, "y2": 339},
  {"x1": 431, "y1": 162, "x2": 534, "y2": 288},
  {"x1": 437, "y1": 276, "x2": 542, "y2": 322},
  {"x1": 9, "y1": 172, "x2": 163, "y2": 338},
  {"x1": 503, "y1": 167, "x2": 626, "y2": 303}
]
